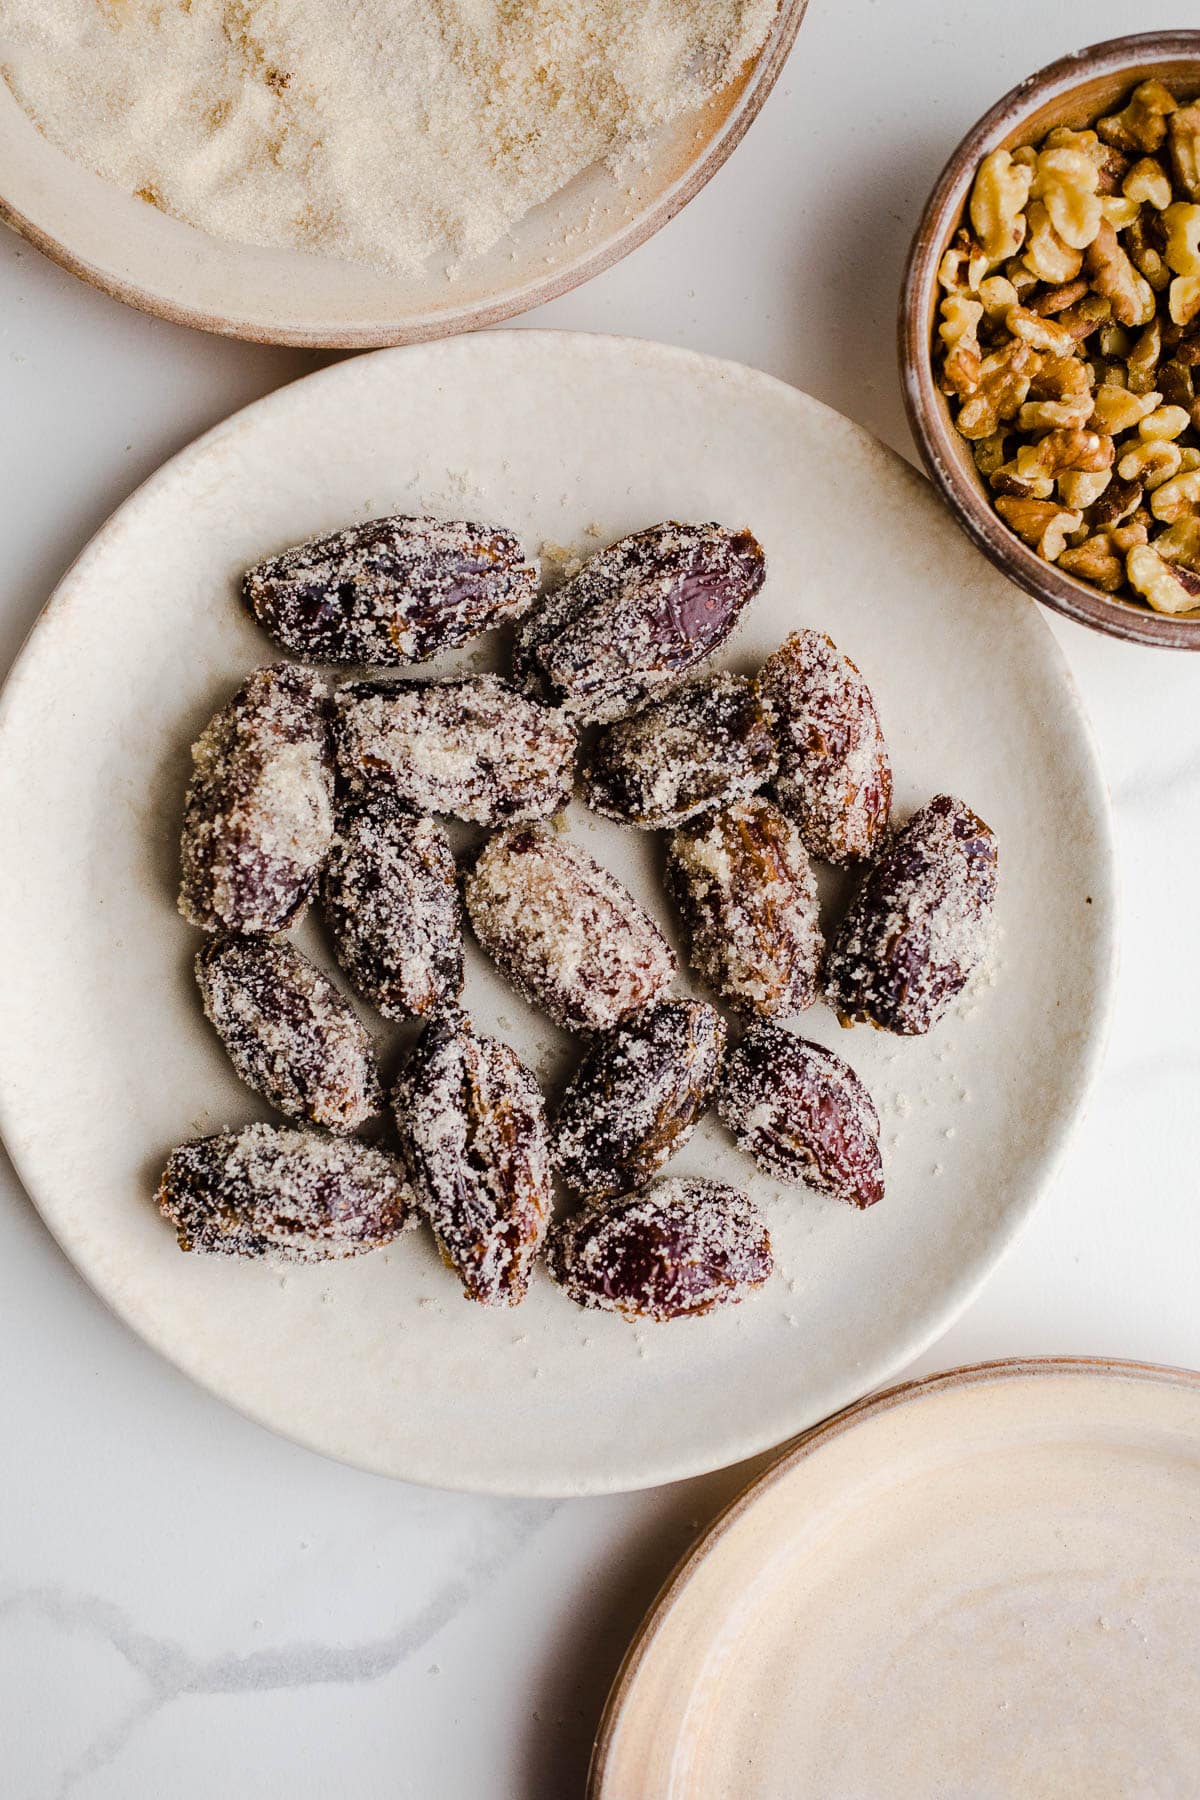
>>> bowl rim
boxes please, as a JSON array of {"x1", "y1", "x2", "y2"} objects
[
  {"x1": 899, "y1": 29, "x2": 1200, "y2": 651},
  {"x1": 0, "y1": 0, "x2": 808, "y2": 350}
]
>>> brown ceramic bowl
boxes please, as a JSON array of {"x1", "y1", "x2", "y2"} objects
[{"x1": 900, "y1": 32, "x2": 1200, "y2": 650}]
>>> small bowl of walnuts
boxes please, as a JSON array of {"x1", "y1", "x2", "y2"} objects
[{"x1": 901, "y1": 32, "x2": 1200, "y2": 648}]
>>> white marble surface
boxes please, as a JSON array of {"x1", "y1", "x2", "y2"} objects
[{"x1": 1, "y1": 2, "x2": 1198, "y2": 1794}]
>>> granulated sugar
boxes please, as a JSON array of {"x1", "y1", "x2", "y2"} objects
[{"x1": 1, "y1": 0, "x2": 778, "y2": 274}]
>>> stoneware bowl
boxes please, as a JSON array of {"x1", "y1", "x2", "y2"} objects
[
  {"x1": 901, "y1": 31, "x2": 1200, "y2": 650},
  {"x1": 0, "y1": 0, "x2": 807, "y2": 348},
  {"x1": 590, "y1": 1358, "x2": 1200, "y2": 1796}
]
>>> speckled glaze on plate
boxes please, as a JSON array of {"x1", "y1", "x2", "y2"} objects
[
  {"x1": 591, "y1": 1359, "x2": 1200, "y2": 1798},
  {"x1": 0, "y1": 334, "x2": 1115, "y2": 1496},
  {"x1": 0, "y1": 2, "x2": 807, "y2": 348}
]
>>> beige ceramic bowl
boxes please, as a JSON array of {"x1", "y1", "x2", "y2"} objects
[
  {"x1": 901, "y1": 32, "x2": 1200, "y2": 650},
  {"x1": 591, "y1": 1357, "x2": 1200, "y2": 1797},
  {"x1": 0, "y1": 1, "x2": 807, "y2": 348}
]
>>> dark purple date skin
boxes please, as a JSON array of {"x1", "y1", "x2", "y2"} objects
[
  {"x1": 553, "y1": 999, "x2": 727, "y2": 1200},
  {"x1": 393, "y1": 1006, "x2": 553, "y2": 1307},
  {"x1": 178, "y1": 664, "x2": 334, "y2": 935},
  {"x1": 824, "y1": 794, "x2": 998, "y2": 1036},
  {"x1": 196, "y1": 935, "x2": 382, "y2": 1132},
  {"x1": 243, "y1": 515, "x2": 537, "y2": 665},
  {"x1": 157, "y1": 1124, "x2": 412, "y2": 1261},
  {"x1": 581, "y1": 673, "x2": 778, "y2": 829},
  {"x1": 757, "y1": 630, "x2": 892, "y2": 865},
  {"x1": 718, "y1": 1023, "x2": 883, "y2": 1208},
  {"x1": 513, "y1": 522, "x2": 765, "y2": 724},
  {"x1": 546, "y1": 1177, "x2": 773, "y2": 1321},
  {"x1": 320, "y1": 793, "x2": 464, "y2": 1022}
]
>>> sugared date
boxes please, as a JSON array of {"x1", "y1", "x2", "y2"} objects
[
  {"x1": 553, "y1": 999, "x2": 726, "y2": 1199},
  {"x1": 333, "y1": 675, "x2": 576, "y2": 825},
  {"x1": 243, "y1": 515, "x2": 537, "y2": 665},
  {"x1": 718, "y1": 1023, "x2": 883, "y2": 1207},
  {"x1": 546, "y1": 1177, "x2": 773, "y2": 1321},
  {"x1": 581, "y1": 673, "x2": 778, "y2": 829},
  {"x1": 824, "y1": 793, "x2": 998, "y2": 1035},
  {"x1": 757, "y1": 630, "x2": 892, "y2": 864},
  {"x1": 196, "y1": 935, "x2": 382, "y2": 1132},
  {"x1": 321, "y1": 794, "x2": 463, "y2": 1021},
  {"x1": 666, "y1": 795, "x2": 824, "y2": 1017},
  {"x1": 178, "y1": 664, "x2": 334, "y2": 935},
  {"x1": 157, "y1": 1124, "x2": 412, "y2": 1260},
  {"x1": 393, "y1": 1006, "x2": 553, "y2": 1306},
  {"x1": 464, "y1": 825, "x2": 676, "y2": 1032},
  {"x1": 513, "y1": 522, "x2": 765, "y2": 723}
]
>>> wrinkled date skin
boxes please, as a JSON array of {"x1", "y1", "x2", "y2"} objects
[
  {"x1": 196, "y1": 935, "x2": 382, "y2": 1133},
  {"x1": 554, "y1": 999, "x2": 727, "y2": 1200},
  {"x1": 321, "y1": 794, "x2": 463, "y2": 1021},
  {"x1": 157, "y1": 1123, "x2": 413, "y2": 1260},
  {"x1": 758, "y1": 630, "x2": 892, "y2": 865},
  {"x1": 393, "y1": 1007, "x2": 553, "y2": 1306},
  {"x1": 547, "y1": 1177, "x2": 773, "y2": 1321},
  {"x1": 332, "y1": 675, "x2": 576, "y2": 825},
  {"x1": 666, "y1": 795, "x2": 824, "y2": 1018},
  {"x1": 464, "y1": 825, "x2": 676, "y2": 1033},
  {"x1": 825, "y1": 794, "x2": 998, "y2": 1035},
  {"x1": 243, "y1": 515, "x2": 538, "y2": 665},
  {"x1": 718, "y1": 1023, "x2": 883, "y2": 1208},
  {"x1": 513, "y1": 521, "x2": 766, "y2": 724},
  {"x1": 581, "y1": 673, "x2": 778, "y2": 829},
  {"x1": 178, "y1": 664, "x2": 334, "y2": 935}
]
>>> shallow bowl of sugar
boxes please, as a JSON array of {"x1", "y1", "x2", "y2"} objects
[
  {"x1": 901, "y1": 31, "x2": 1200, "y2": 649},
  {"x1": 0, "y1": 0, "x2": 806, "y2": 349}
]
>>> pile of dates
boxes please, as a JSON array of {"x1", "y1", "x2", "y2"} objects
[{"x1": 159, "y1": 512, "x2": 998, "y2": 1322}]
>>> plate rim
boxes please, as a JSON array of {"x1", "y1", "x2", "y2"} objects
[
  {"x1": 588, "y1": 1354, "x2": 1200, "y2": 1796},
  {"x1": 0, "y1": 0, "x2": 808, "y2": 348},
  {"x1": 0, "y1": 332, "x2": 1119, "y2": 1496}
]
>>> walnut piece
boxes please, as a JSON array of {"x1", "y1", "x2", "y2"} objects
[
  {"x1": 1085, "y1": 219, "x2": 1156, "y2": 327},
  {"x1": 1124, "y1": 156, "x2": 1173, "y2": 211},
  {"x1": 1031, "y1": 144, "x2": 1102, "y2": 249},
  {"x1": 1127, "y1": 317, "x2": 1163, "y2": 391},
  {"x1": 1168, "y1": 105, "x2": 1200, "y2": 201},
  {"x1": 994, "y1": 496, "x2": 1082, "y2": 561},
  {"x1": 1139, "y1": 403, "x2": 1191, "y2": 440},
  {"x1": 970, "y1": 149, "x2": 1032, "y2": 265},
  {"x1": 1015, "y1": 427, "x2": 1113, "y2": 479},
  {"x1": 1169, "y1": 276, "x2": 1200, "y2": 327},
  {"x1": 956, "y1": 340, "x2": 1039, "y2": 438},
  {"x1": 1163, "y1": 201, "x2": 1200, "y2": 275},
  {"x1": 1117, "y1": 438, "x2": 1182, "y2": 489},
  {"x1": 938, "y1": 231, "x2": 990, "y2": 293},
  {"x1": 1127, "y1": 542, "x2": 1200, "y2": 611},
  {"x1": 1098, "y1": 81, "x2": 1177, "y2": 156},
  {"x1": 1149, "y1": 468, "x2": 1200, "y2": 523},
  {"x1": 1022, "y1": 199, "x2": 1083, "y2": 282},
  {"x1": 937, "y1": 294, "x2": 984, "y2": 396},
  {"x1": 1058, "y1": 468, "x2": 1112, "y2": 510},
  {"x1": 1057, "y1": 533, "x2": 1125, "y2": 590},
  {"x1": 1091, "y1": 384, "x2": 1161, "y2": 434}
]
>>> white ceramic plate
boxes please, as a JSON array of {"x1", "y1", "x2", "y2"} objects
[
  {"x1": 0, "y1": 334, "x2": 1115, "y2": 1496},
  {"x1": 0, "y1": 3, "x2": 805, "y2": 348},
  {"x1": 591, "y1": 1359, "x2": 1200, "y2": 1798}
]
